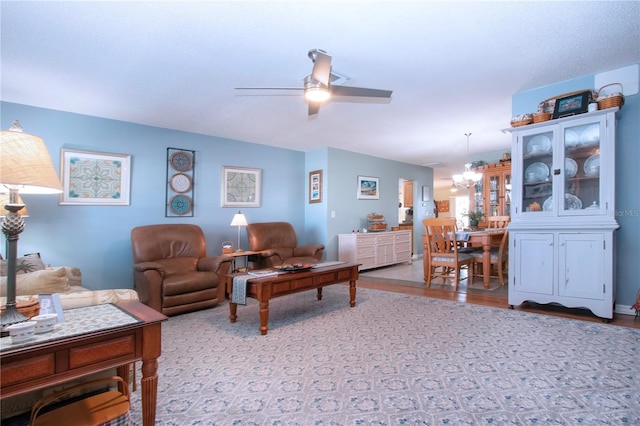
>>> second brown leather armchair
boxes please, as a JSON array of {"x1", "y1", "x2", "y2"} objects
[
  {"x1": 246, "y1": 222, "x2": 324, "y2": 268},
  {"x1": 131, "y1": 224, "x2": 232, "y2": 316}
]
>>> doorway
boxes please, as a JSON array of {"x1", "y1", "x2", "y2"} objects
[{"x1": 398, "y1": 178, "x2": 413, "y2": 224}]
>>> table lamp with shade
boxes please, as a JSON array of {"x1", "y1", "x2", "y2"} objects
[
  {"x1": 229, "y1": 211, "x2": 248, "y2": 252},
  {"x1": 1, "y1": 120, "x2": 63, "y2": 331}
]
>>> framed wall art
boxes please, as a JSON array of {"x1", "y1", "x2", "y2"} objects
[
  {"x1": 436, "y1": 200, "x2": 450, "y2": 213},
  {"x1": 309, "y1": 169, "x2": 322, "y2": 203},
  {"x1": 59, "y1": 149, "x2": 131, "y2": 205},
  {"x1": 166, "y1": 148, "x2": 195, "y2": 217},
  {"x1": 422, "y1": 185, "x2": 430, "y2": 201},
  {"x1": 357, "y1": 176, "x2": 379, "y2": 200},
  {"x1": 222, "y1": 166, "x2": 261, "y2": 208}
]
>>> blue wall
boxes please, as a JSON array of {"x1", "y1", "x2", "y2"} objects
[
  {"x1": 512, "y1": 63, "x2": 639, "y2": 308},
  {"x1": 1, "y1": 102, "x2": 434, "y2": 290}
]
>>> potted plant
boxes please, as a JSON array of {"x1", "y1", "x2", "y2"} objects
[{"x1": 463, "y1": 210, "x2": 484, "y2": 227}]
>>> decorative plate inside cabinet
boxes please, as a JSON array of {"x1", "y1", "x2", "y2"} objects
[
  {"x1": 564, "y1": 129, "x2": 580, "y2": 148},
  {"x1": 524, "y1": 162, "x2": 549, "y2": 183},
  {"x1": 580, "y1": 124, "x2": 599, "y2": 146},
  {"x1": 526, "y1": 135, "x2": 551, "y2": 154},
  {"x1": 565, "y1": 158, "x2": 578, "y2": 178},
  {"x1": 565, "y1": 194, "x2": 582, "y2": 210},
  {"x1": 584, "y1": 154, "x2": 600, "y2": 176}
]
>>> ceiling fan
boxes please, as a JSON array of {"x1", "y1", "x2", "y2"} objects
[{"x1": 235, "y1": 49, "x2": 393, "y2": 116}]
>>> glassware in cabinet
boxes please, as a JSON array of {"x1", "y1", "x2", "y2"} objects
[
  {"x1": 562, "y1": 121, "x2": 601, "y2": 213},
  {"x1": 520, "y1": 130, "x2": 553, "y2": 213}
]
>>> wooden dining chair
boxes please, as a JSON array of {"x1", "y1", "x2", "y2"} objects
[
  {"x1": 487, "y1": 215, "x2": 510, "y2": 229},
  {"x1": 471, "y1": 230, "x2": 509, "y2": 286},
  {"x1": 422, "y1": 217, "x2": 474, "y2": 290}
]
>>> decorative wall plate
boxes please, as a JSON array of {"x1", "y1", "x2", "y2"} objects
[
  {"x1": 169, "y1": 173, "x2": 192, "y2": 193},
  {"x1": 169, "y1": 194, "x2": 193, "y2": 215},
  {"x1": 170, "y1": 151, "x2": 193, "y2": 172}
]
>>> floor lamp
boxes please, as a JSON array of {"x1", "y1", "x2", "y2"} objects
[
  {"x1": 1, "y1": 120, "x2": 63, "y2": 331},
  {"x1": 230, "y1": 211, "x2": 248, "y2": 252}
]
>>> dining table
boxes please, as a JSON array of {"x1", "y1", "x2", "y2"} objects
[{"x1": 459, "y1": 229, "x2": 507, "y2": 288}]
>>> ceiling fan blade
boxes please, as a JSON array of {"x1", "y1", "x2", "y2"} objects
[
  {"x1": 310, "y1": 51, "x2": 332, "y2": 86},
  {"x1": 330, "y1": 85, "x2": 392, "y2": 98},
  {"x1": 308, "y1": 103, "x2": 321, "y2": 116},
  {"x1": 235, "y1": 87, "x2": 302, "y2": 91}
]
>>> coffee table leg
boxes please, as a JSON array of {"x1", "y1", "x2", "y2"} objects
[
  {"x1": 259, "y1": 300, "x2": 269, "y2": 335},
  {"x1": 316, "y1": 287, "x2": 323, "y2": 300},
  {"x1": 229, "y1": 301, "x2": 238, "y2": 323},
  {"x1": 349, "y1": 279, "x2": 357, "y2": 307}
]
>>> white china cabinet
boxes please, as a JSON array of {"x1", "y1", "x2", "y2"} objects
[{"x1": 506, "y1": 108, "x2": 619, "y2": 320}]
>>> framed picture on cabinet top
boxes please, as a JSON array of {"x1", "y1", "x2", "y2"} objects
[
  {"x1": 59, "y1": 149, "x2": 131, "y2": 205},
  {"x1": 357, "y1": 176, "x2": 379, "y2": 200},
  {"x1": 309, "y1": 169, "x2": 322, "y2": 203},
  {"x1": 552, "y1": 91, "x2": 592, "y2": 119},
  {"x1": 222, "y1": 166, "x2": 261, "y2": 207}
]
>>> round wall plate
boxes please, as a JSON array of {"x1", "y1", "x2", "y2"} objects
[
  {"x1": 170, "y1": 151, "x2": 193, "y2": 172},
  {"x1": 169, "y1": 173, "x2": 192, "y2": 193},
  {"x1": 169, "y1": 194, "x2": 193, "y2": 215}
]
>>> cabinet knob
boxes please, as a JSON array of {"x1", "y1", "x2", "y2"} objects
[{"x1": 553, "y1": 169, "x2": 561, "y2": 175}]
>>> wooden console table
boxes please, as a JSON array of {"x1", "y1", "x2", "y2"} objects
[
  {"x1": 225, "y1": 262, "x2": 359, "y2": 335},
  {"x1": 0, "y1": 301, "x2": 167, "y2": 426}
]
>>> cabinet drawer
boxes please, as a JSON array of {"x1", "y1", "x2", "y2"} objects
[
  {"x1": 356, "y1": 246, "x2": 376, "y2": 257},
  {"x1": 376, "y1": 235, "x2": 395, "y2": 244},
  {"x1": 359, "y1": 256, "x2": 377, "y2": 269},
  {"x1": 395, "y1": 242, "x2": 411, "y2": 252},
  {"x1": 394, "y1": 233, "x2": 411, "y2": 243}
]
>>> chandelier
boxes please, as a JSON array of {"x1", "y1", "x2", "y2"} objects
[{"x1": 452, "y1": 132, "x2": 482, "y2": 187}]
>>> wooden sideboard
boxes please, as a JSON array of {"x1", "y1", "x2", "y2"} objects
[{"x1": 338, "y1": 230, "x2": 411, "y2": 270}]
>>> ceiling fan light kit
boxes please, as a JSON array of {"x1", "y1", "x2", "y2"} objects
[
  {"x1": 236, "y1": 48, "x2": 392, "y2": 116},
  {"x1": 304, "y1": 76, "x2": 331, "y2": 102}
]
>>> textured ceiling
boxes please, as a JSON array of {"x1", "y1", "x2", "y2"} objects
[{"x1": 2, "y1": 1, "x2": 639, "y2": 188}]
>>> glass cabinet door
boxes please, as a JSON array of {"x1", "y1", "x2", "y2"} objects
[
  {"x1": 504, "y1": 173, "x2": 511, "y2": 216},
  {"x1": 561, "y1": 120, "x2": 602, "y2": 214},
  {"x1": 472, "y1": 179, "x2": 484, "y2": 213},
  {"x1": 488, "y1": 175, "x2": 500, "y2": 216},
  {"x1": 520, "y1": 130, "x2": 553, "y2": 214}
]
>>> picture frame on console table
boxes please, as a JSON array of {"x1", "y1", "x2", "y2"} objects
[
  {"x1": 38, "y1": 293, "x2": 65, "y2": 322},
  {"x1": 357, "y1": 176, "x2": 379, "y2": 200},
  {"x1": 309, "y1": 169, "x2": 322, "y2": 203},
  {"x1": 59, "y1": 149, "x2": 131, "y2": 205}
]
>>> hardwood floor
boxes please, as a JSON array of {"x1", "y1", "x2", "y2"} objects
[{"x1": 356, "y1": 277, "x2": 640, "y2": 329}]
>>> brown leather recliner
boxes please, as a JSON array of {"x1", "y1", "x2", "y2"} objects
[
  {"x1": 246, "y1": 222, "x2": 324, "y2": 269},
  {"x1": 131, "y1": 224, "x2": 232, "y2": 316}
]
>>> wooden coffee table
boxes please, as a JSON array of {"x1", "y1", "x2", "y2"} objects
[{"x1": 225, "y1": 262, "x2": 359, "y2": 335}]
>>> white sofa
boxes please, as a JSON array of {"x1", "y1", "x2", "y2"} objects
[{"x1": 1, "y1": 257, "x2": 139, "y2": 420}]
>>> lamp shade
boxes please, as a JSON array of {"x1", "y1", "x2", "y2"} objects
[
  {"x1": 1, "y1": 122, "x2": 63, "y2": 194},
  {"x1": 230, "y1": 211, "x2": 248, "y2": 227}
]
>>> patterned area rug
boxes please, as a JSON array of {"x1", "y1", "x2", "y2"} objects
[{"x1": 121, "y1": 286, "x2": 639, "y2": 425}]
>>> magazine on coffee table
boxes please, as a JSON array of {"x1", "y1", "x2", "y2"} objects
[{"x1": 248, "y1": 269, "x2": 279, "y2": 277}]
